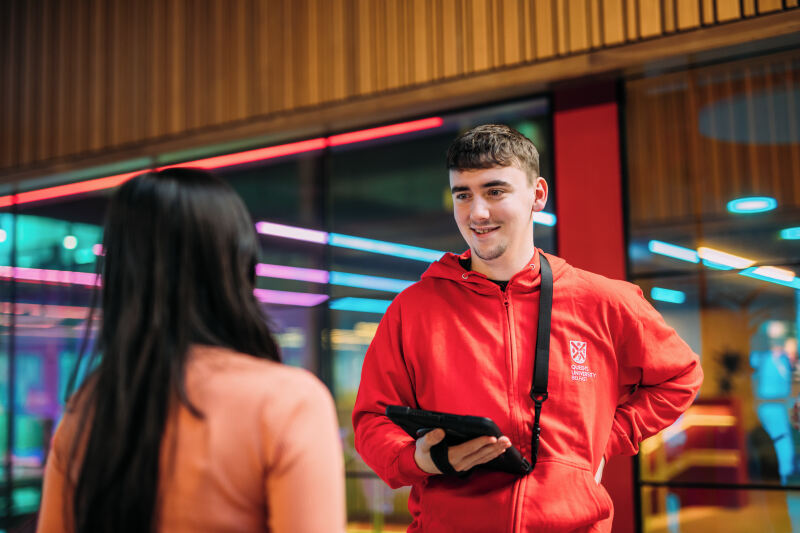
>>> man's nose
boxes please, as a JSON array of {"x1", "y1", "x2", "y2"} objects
[{"x1": 470, "y1": 197, "x2": 491, "y2": 221}]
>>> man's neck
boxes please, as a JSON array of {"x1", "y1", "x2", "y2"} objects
[{"x1": 469, "y1": 242, "x2": 536, "y2": 281}]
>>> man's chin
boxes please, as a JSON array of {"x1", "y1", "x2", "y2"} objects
[{"x1": 473, "y1": 245, "x2": 506, "y2": 262}]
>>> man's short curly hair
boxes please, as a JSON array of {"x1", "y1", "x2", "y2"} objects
[{"x1": 446, "y1": 124, "x2": 540, "y2": 182}]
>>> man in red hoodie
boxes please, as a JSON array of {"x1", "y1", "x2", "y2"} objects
[{"x1": 352, "y1": 124, "x2": 703, "y2": 532}]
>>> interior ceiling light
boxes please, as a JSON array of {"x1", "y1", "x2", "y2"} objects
[
  {"x1": 740, "y1": 266, "x2": 799, "y2": 288},
  {"x1": 648, "y1": 240, "x2": 699, "y2": 263},
  {"x1": 649, "y1": 239, "x2": 800, "y2": 290},
  {"x1": 726, "y1": 196, "x2": 777, "y2": 214},
  {"x1": 650, "y1": 287, "x2": 686, "y2": 304},
  {"x1": 696, "y1": 247, "x2": 755, "y2": 270},
  {"x1": 750, "y1": 266, "x2": 796, "y2": 283},
  {"x1": 780, "y1": 227, "x2": 800, "y2": 240}
]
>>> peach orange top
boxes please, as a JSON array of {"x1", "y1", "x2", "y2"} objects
[{"x1": 37, "y1": 345, "x2": 346, "y2": 533}]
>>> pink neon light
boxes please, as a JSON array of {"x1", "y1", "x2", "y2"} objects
[
  {"x1": 92, "y1": 244, "x2": 104, "y2": 256},
  {"x1": 1, "y1": 117, "x2": 443, "y2": 207},
  {"x1": 173, "y1": 138, "x2": 328, "y2": 170},
  {"x1": 0, "y1": 171, "x2": 141, "y2": 208},
  {"x1": 256, "y1": 263, "x2": 329, "y2": 284},
  {"x1": 0, "y1": 265, "x2": 329, "y2": 307},
  {"x1": 254, "y1": 288, "x2": 329, "y2": 307},
  {"x1": 255, "y1": 221, "x2": 329, "y2": 244},
  {"x1": 327, "y1": 117, "x2": 444, "y2": 146},
  {"x1": 0, "y1": 266, "x2": 100, "y2": 286}
]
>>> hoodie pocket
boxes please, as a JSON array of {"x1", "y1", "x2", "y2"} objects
[{"x1": 520, "y1": 459, "x2": 612, "y2": 532}]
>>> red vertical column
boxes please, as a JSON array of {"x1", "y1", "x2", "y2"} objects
[{"x1": 553, "y1": 83, "x2": 635, "y2": 533}]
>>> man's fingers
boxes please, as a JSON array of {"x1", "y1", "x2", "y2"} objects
[
  {"x1": 421, "y1": 428, "x2": 446, "y2": 450},
  {"x1": 449, "y1": 435, "x2": 498, "y2": 458},
  {"x1": 455, "y1": 442, "x2": 510, "y2": 471},
  {"x1": 450, "y1": 437, "x2": 511, "y2": 471}
]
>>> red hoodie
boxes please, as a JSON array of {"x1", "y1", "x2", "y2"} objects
[{"x1": 352, "y1": 249, "x2": 703, "y2": 532}]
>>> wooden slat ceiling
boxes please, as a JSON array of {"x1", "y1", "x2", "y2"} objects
[{"x1": 0, "y1": 0, "x2": 798, "y2": 175}]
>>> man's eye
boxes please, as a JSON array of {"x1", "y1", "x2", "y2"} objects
[
  {"x1": 455, "y1": 193, "x2": 470, "y2": 200},
  {"x1": 488, "y1": 189, "x2": 504, "y2": 197}
]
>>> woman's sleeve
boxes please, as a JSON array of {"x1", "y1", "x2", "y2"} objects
[{"x1": 262, "y1": 373, "x2": 346, "y2": 533}]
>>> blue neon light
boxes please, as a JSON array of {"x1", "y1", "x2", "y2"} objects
[
  {"x1": 533, "y1": 211, "x2": 557, "y2": 227},
  {"x1": 329, "y1": 233, "x2": 444, "y2": 263},
  {"x1": 780, "y1": 227, "x2": 800, "y2": 240},
  {"x1": 648, "y1": 240, "x2": 699, "y2": 263},
  {"x1": 651, "y1": 287, "x2": 686, "y2": 304},
  {"x1": 329, "y1": 271, "x2": 414, "y2": 293},
  {"x1": 727, "y1": 196, "x2": 777, "y2": 214},
  {"x1": 702, "y1": 260, "x2": 735, "y2": 271},
  {"x1": 740, "y1": 267, "x2": 800, "y2": 289},
  {"x1": 329, "y1": 297, "x2": 392, "y2": 314}
]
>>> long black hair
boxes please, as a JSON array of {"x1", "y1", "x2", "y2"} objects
[{"x1": 66, "y1": 168, "x2": 280, "y2": 532}]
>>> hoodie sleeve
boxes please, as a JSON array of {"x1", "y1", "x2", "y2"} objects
[
  {"x1": 352, "y1": 299, "x2": 433, "y2": 488},
  {"x1": 604, "y1": 285, "x2": 703, "y2": 458}
]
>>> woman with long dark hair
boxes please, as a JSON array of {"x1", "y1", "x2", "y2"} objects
[{"x1": 37, "y1": 168, "x2": 345, "y2": 532}]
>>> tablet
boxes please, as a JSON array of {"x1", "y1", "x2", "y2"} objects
[{"x1": 385, "y1": 405, "x2": 532, "y2": 476}]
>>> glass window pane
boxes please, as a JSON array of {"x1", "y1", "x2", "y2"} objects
[{"x1": 626, "y1": 49, "x2": 800, "y2": 509}]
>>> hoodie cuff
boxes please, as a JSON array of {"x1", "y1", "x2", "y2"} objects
[
  {"x1": 604, "y1": 420, "x2": 636, "y2": 458},
  {"x1": 395, "y1": 441, "x2": 433, "y2": 486}
]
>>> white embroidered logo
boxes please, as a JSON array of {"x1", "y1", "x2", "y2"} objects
[{"x1": 570, "y1": 340, "x2": 587, "y2": 364}]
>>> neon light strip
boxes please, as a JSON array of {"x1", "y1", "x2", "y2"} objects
[
  {"x1": 328, "y1": 117, "x2": 444, "y2": 146},
  {"x1": 0, "y1": 265, "x2": 331, "y2": 307},
  {"x1": 329, "y1": 297, "x2": 392, "y2": 314},
  {"x1": 648, "y1": 240, "x2": 699, "y2": 263},
  {"x1": 0, "y1": 266, "x2": 100, "y2": 286},
  {"x1": 183, "y1": 138, "x2": 328, "y2": 169},
  {"x1": 256, "y1": 263, "x2": 330, "y2": 284},
  {"x1": 329, "y1": 271, "x2": 414, "y2": 293},
  {"x1": 648, "y1": 240, "x2": 798, "y2": 290},
  {"x1": 255, "y1": 221, "x2": 329, "y2": 244},
  {"x1": 740, "y1": 267, "x2": 800, "y2": 288},
  {"x1": 533, "y1": 212, "x2": 557, "y2": 227},
  {"x1": 780, "y1": 227, "x2": 800, "y2": 240},
  {"x1": 0, "y1": 172, "x2": 141, "y2": 208},
  {"x1": 696, "y1": 247, "x2": 755, "y2": 269},
  {"x1": 255, "y1": 263, "x2": 414, "y2": 293},
  {"x1": 650, "y1": 287, "x2": 686, "y2": 304},
  {"x1": 329, "y1": 233, "x2": 444, "y2": 263},
  {"x1": 254, "y1": 288, "x2": 329, "y2": 307},
  {"x1": 0, "y1": 118, "x2": 444, "y2": 207}
]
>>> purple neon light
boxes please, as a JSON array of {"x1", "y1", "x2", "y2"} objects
[
  {"x1": 256, "y1": 263, "x2": 330, "y2": 284},
  {"x1": 254, "y1": 288, "x2": 329, "y2": 307},
  {"x1": 255, "y1": 221, "x2": 329, "y2": 244}
]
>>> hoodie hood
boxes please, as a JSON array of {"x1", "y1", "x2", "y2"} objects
[{"x1": 421, "y1": 248, "x2": 570, "y2": 295}]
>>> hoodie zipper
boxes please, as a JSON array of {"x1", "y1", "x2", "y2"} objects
[{"x1": 502, "y1": 289, "x2": 525, "y2": 533}]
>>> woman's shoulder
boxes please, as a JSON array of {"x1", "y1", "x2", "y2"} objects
[{"x1": 188, "y1": 344, "x2": 331, "y2": 402}]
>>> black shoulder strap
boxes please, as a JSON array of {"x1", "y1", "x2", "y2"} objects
[{"x1": 529, "y1": 253, "x2": 553, "y2": 467}]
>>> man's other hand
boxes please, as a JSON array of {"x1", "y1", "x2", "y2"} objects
[{"x1": 413, "y1": 428, "x2": 512, "y2": 474}]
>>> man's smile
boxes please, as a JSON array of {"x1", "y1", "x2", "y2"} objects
[{"x1": 471, "y1": 226, "x2": 500, "y2": 235}]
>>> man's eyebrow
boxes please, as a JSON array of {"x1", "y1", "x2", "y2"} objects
[
  {"x1": 481, "y1": 180, "x2": 512, "y2": 188},
  {"x1": 451, "y1": 180, "x2": 513, "y2": 194}
]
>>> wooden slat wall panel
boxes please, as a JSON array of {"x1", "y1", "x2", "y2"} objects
[
  {"x1": 626, "y1": 50, "x2": 800, "y2": 224},
  {"x1": 1, "y1": 0, "x2": 797, "y2": 172}
]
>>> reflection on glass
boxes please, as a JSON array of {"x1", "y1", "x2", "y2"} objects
[
  {"x1": 628, "y1": 49, "x2": 800, "y2": 533},
  {"x1": 643, "y1": 487, "x2": 799, "y2": 533}
]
